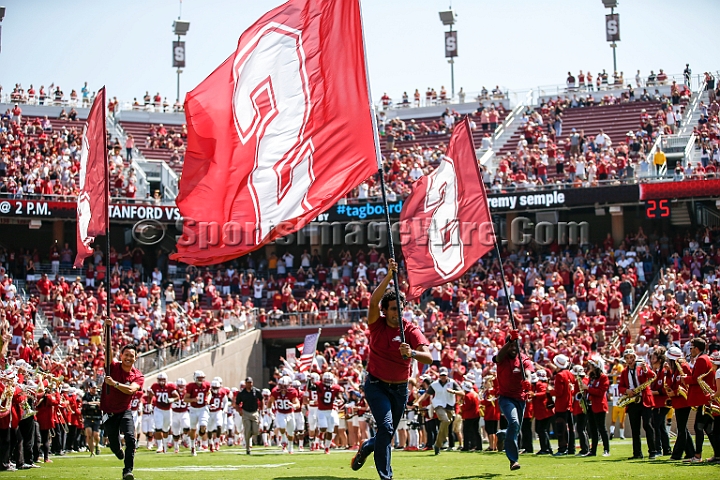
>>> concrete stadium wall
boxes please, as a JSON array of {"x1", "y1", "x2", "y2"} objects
[{"x1": 144, "y1": 329, "x2": 263, "y2": 387}]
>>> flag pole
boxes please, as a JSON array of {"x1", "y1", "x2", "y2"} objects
[
  {"x1": 358, "y1": 0, "x2": 405, "y2": 348},
  {"x1": 492, "y1": 239, "x2": 526, "y2": 380},
  {"x1": 101, "y1": 87, "x2": 112, "y2": 384}
]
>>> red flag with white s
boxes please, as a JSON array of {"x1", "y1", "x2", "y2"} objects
[
  {"x1": 74, "y1": 87, "x2": 108, "y2": 269},
  {"x1": 172, "y1": 0, "x2": 378, "y2": 265},
  {"x1": 399, "y1": 117, "x2": 494, "y2": 300}
]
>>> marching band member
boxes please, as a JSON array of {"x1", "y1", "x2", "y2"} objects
[
  {"x1": 648, "y1": 346, "x2": 671, "y2": 457},
  {"x1": 682, "y1": 338, "x2": 715, "y2": 463},
  {"x1": 520, "y1": 374, "x2": 535, "y2": 454},
  {"x1": 618, "y1": 349, "x2": 656, "y2": 460},
  {"x1": 532, "y1": 369, "x2": 554, "y2": 455},
  {"x1": 665, "y1": 346, "x2": 695, "y2": 460},
  {"x1": 571, "y1": 365, "x2": 589, "y2": 456},
  {"x1": 586, "y1": 356, "x2": 610, "y2": 457},
  {"x1": 549, "y1": 354, "x2": 575, "y2": 456},
  {"x1": 35, "y1": 378, "x2": 59, "y2": 463}
]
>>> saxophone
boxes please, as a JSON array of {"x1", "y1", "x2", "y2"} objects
[
  {"x1": 696, "y1": 370, "x2": 720, "y2": 416},
  {"x1": 617, "y1": 369, "x2": 656, "y2": 408},
  {"x1": 675, "y1": 360, "x2": 688, "y2": 399},
  {"x1": 0, "y1": 372, "x2": 17, "y2": 418}
]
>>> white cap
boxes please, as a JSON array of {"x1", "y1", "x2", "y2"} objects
[{"x1": 554, "y1": 354, "x2": 569, "y2": 370}]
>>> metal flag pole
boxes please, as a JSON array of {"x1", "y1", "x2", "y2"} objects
[
  {"x1": 101, "y1": 87, "x2": 112, "y2": 388},
  {"x1": 492, "y1": 239, "x2": 526, "y2": 380},
  {"x1": 358, "y1": 0, "x2": 405, "y2": 348}
]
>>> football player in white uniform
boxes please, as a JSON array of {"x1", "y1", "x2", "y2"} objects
[{"x1": 171, "y1": 378, "x2": 191, "y2": 453}]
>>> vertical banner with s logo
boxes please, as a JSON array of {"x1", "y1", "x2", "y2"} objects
[
  {"x1": 172, "y1": 0, "x2": 378, "y2": 265},
  {"x1": 173, "y1": 41, "x2": 186, "y2": 68},
  {"x1": 605, "y1": 14, "x2": 620, "y2": 42},
  {"x1": 74, "y1": 87, "x2": 108, "y2": 268},
  {"x1": 445, "y1": 31, "x2": 458, "y2": 58},
  {"x1": 399, "y1": 118, "x2": 493, "y2": 300}
]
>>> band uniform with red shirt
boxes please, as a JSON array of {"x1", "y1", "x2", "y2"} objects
[{"x1": 617, "y1": 349, "x2": 656, "y2": 460}]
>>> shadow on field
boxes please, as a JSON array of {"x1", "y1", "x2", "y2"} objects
[
  {"x1": 447, "y1": 475, "x2": 501, "y2": 480},
  {"x1": 274, "y1": 477, "x2": 364, "y2": 480}
]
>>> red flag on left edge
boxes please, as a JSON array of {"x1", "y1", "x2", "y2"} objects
[
  {"x1": 171, "y1": 0, "x2": 378, "y2": 265},
  {"x1": 74, "y1": 87, "x2": 108, "y2": 268},
  {"x1": 399, "y1": 117, "x2": 494, "y2": 300}
]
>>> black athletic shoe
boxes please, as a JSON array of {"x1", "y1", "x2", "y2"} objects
[
  {"x1": 123, "y1": 471, "x2": 134, "y2": 480},
  {"x1": 510, "y1": 462, "x2": 521, "y2": 471},
  {"x1": 351, "y1": 441, "x2": 370, "y2": 471},
  {"x1": 628, "y1": 455, "x2": 644, "y2": 460},
  {"x1": 115, "y1": 449, "x2": 125, "y2": 461},
  {"x1": 434, "y1": 446, "x2": 440, "y2": 455}
]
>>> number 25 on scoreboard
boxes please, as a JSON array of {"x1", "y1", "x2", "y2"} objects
[{"x1": 645, "y1": 199, "x2": 670, "y2": 219}]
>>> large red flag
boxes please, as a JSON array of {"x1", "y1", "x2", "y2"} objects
[
  {"x1": 172, "y1": 0, "x2": 378, "y2": 265},
  {"x1": 399, "y1": 118, "x2": 494, "y2": 300},
  {"x1": 74, "y1": 87, "x2": 108, "y2": 269}
]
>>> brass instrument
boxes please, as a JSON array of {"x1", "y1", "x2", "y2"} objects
[
  {"x1": 0, "y1": 371, "x2": 18, "y2": 419},
  {"x1": 675, "y1": 360, "x2": 688, "y2": 399},
  {"x1": 617, "y1": 369, "x2": 656, "y2": 408},
  {"x1": 697, "y1": 370, "x2": 720, "y2": 416},
  {"x1": 574, "y1": 376, "x2": 590, "y2": 415}
]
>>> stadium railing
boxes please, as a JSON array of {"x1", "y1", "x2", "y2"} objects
[
  {"x1": 135, "y1": 324, "x2": 257, "y2": 375},
  {"x1": 264, "y1": 309, "x2": 369, "y2": 328},
  {"x1": 535, "y1": 72, "x2": 702, "y2": 102}
]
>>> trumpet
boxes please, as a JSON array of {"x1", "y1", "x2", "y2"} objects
[
  {"x1": 617, "y1": 369, "x2": 656, "y2": 408},
  {"x1": 697, "y1": 370, "x2": 720, "y2": 417}
]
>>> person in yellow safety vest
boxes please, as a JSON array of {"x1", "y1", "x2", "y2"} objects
[{"x1": 653, "y1": 149, "x2": 667, "y2": 176}]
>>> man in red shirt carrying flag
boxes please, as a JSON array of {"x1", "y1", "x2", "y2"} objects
[{"x1": 494, "y1": 330, "x2": 534, "y2": 471}]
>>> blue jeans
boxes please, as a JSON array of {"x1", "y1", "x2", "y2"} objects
[
  {"x1": 363, "y1": 375, "x2": 408, "y2": 480},
  {"x1": 498, "y1": 396, "x2": 525, "y2": 464}
]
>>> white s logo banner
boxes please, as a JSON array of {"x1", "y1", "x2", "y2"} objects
[
  {"x1": 424, "y1": 156, "x2": 464, "y2": 278},
  {"x1": 233, "y1": 23, "x2": 315, "y2": 243},
  {"x1": 77, "y1": 125, "x2": 93, "y2": 247}
]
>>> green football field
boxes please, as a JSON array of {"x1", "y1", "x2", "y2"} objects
[{"x1": 8, "y1": 441, "x2": 718, "y2": 479}]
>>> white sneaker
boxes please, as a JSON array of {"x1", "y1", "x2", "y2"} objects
[
  {"x1": 191, "y1": 448, "x2": 197, "y2": 457},
  {"x1": 603, "y1": 451, "x2": 611, "y2": 457}
]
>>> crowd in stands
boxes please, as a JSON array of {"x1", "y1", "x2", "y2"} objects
[
  {"x1": 486, "y1": 88, "x2": 693, "y2": 191},
  {"x1": 0, "y1": 83, "x2": 183, "y2": 113},
  {"x1": 381, "y1": 85, "x2": 507, "y2": 109},
  {"x1": 0, "y1": 103, "x2": 146, "y2": 200},
  {"x1": 3, "y1": 219, "x2": 720, "y2": 459},
  {"x1": 564, "y1": 67, "x2": 695, "y2": 92}
]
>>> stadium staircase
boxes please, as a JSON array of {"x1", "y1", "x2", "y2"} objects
[
  {"x1": 496, "y1": 100, "x2": 666, "y2": 159},
  {"x1": 107, "y1": 117, "x2": 179, "y2": 200}
]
